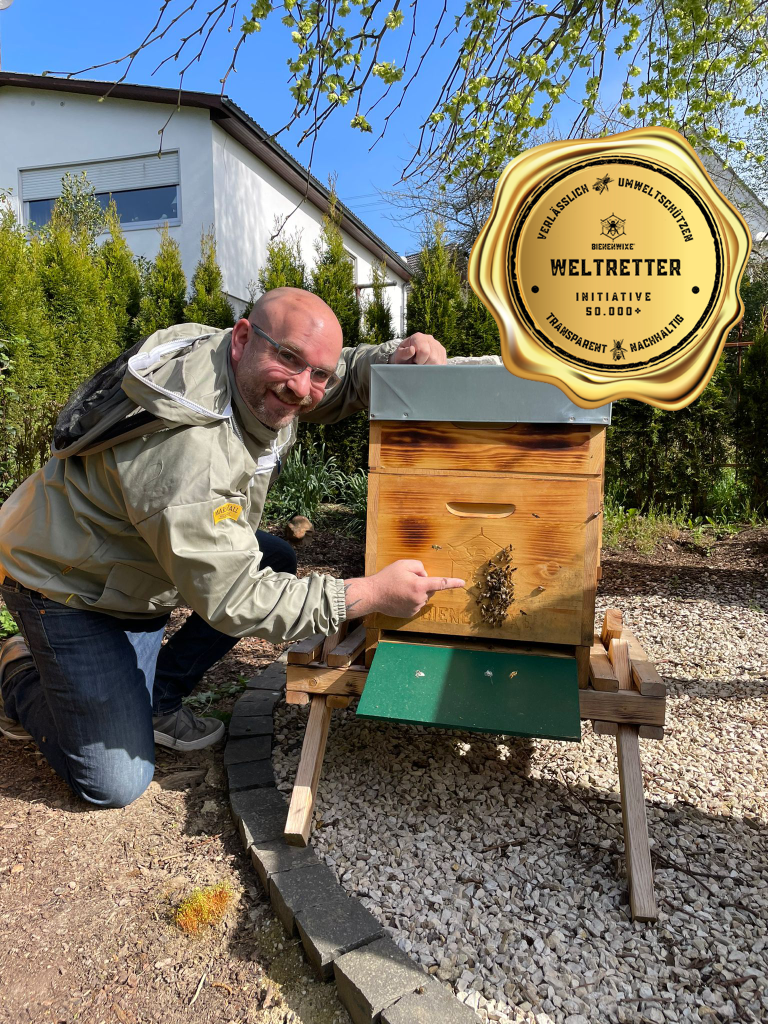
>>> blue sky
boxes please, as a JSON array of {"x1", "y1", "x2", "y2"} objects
[{"x1": 0, "y1": 0, "x2": 462, "y2": 256}]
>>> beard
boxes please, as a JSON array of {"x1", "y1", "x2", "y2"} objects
[{"x1": 240, "y1": 379, "x2": 316, "y2": 430}]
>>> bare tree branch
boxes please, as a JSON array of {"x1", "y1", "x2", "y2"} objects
[{"x1": 45, "y1": 0, "x2": 768, "y2": 189}]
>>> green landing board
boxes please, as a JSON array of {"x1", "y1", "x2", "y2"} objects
[{"x1": 357, "y1": 642, "x2": 581, "y2": 741}]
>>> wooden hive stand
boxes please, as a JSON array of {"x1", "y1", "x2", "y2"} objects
[
  {"x1": 283, "y1": 609, "x2": 664, "y2": 921},
  {"x1": 283, "y1": 366, "x2": 666, "y2": 922}
]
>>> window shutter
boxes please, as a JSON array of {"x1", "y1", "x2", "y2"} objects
[{"x1": 21, "y1": 152, "x2": 180, "y2": 202}]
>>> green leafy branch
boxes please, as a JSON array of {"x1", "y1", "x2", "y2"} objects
[{"x1": 46, "y1": 0, "x2": 768, "y2": 186}]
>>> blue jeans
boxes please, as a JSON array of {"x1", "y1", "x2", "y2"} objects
[{"x1": 0, "y1": 531, "x2": 296, "y2": 808}]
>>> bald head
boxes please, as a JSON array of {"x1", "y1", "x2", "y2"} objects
[
  {"x1": 249, "y1": 287, "x2": 343, "y2": 350},
  {"x1": 230, "y1": 287, "x2": 344, "y2": 430}
]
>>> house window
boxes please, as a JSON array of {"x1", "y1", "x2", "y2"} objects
[
  {"x1": 21, "y1": 152, "x2": 181, "y2": 231},
  {"x1": 343, "y1": 248, "x2": 358, "y2": 284}
]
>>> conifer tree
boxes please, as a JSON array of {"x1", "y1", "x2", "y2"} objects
[
  {"x1": 136, "y1": 225, "x2": 187, "y2": 336},
  {"x1": 100, "y1": 203, "x2": 142, "y2": 349},
  {"x1": 310, "y1": 186, "x2": 361, "y2": 345},
  {"x1": 606, "y1": 358, "x2": 731, "y2": 517},
  {"x1": 303, "y1": 186, "x2": 364, "y2": 471},
  {"x1": 362, "y1": 260, "x2": 394, "y2": 344},
  {"x1": 33, "y1": 204, "x2": 119, "y2": 401},
  {"x1": 738, "y1": 326, "x2": 768, "y2": 509},
  {"x1": 183, "y1": 229, "x2": 235, "y2": 329},
  {"x1": 405, "y1": 222, "x2": 461, "y2": 353},
  {"x1": 0, "y1": 198, "x2": 119, "y2": 489},
  {"x1": 0, "y1": 208, "x2": 56, "y2": 495},
  {"x1": 454, "y1": 287, "x2": 500, "y2": 357},
  {"x1": 0, "y1": 208, "x2": 49, "y2": 345},
  {"x1": 258, "y1": 223, "x2": 306, "y2": 293},
  {"x1": 54, "y1": 171, "x2": 105, "y2": 245}
]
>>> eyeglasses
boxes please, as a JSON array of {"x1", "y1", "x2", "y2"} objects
[{"x1": 250, "y1": 323, "x2": 340, "y2": 389}]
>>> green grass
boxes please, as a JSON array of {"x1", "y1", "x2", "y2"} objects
[
  {"x1": 602, "y1": 499, "x2": 686, "y2": 554},
  {"x1": 602, "y1": 493, "x2": 763, "y2": 555},
  {"x1": 0, "y1": 606, "x2": 18, "y2": 639},
  {"x1": 263, "y1": 443, "x2": 369, "y2": 539},
  {"x1": 603, "y1": 466, "x2": 764, "y2": 555},
  {"x1": 182, "y1": 676, "x2": 247, "y2": 718},
  {"x1": 705, "y1": 467, "x2": 758, "y2": 523},
  {"x1": 263, "y1": 442, "x2": 344, "y2": 526}
]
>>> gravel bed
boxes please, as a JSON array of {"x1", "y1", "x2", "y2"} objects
[{"x1": 273, "y1": 553, "x2": 768, "y2": 1024}]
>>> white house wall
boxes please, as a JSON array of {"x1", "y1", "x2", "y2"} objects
[
  {"x1": 0, "y1": 87, "x2": 215, "y2": 280},
  {"x1": 700, "y1": 152, "x2": 768, "y2": 247},
  {"x1": 211, "y1": 123, "x2": 407, "y2": 337},
  {"x1": 0, "y1": 85, "x2": 408, "y2": 337}
]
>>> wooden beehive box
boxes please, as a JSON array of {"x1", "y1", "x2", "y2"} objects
[{"x1": 365, "y1": 365, "x2": 612, "y2": 652}]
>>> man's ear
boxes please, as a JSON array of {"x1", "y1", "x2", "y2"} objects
[{"x1": 230, "y1": 318, "x2": 251, "y2": 368}]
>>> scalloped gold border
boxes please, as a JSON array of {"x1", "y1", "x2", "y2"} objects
[{"x1": 468, "y1": 127, "x2": 752, "y2": 410}]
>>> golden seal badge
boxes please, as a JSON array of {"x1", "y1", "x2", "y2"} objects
[{"x1": 468, "y1": 127, "x2": 752, "y2": 409}]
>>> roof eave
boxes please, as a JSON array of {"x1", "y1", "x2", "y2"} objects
[{"x1": 0, "y1": 71, "x2": 411, "y2": 281}]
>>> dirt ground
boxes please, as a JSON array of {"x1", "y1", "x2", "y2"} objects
[
  {"x1": 0, "y1": 525, "x2": 765, "y2": 1024},
  {"x1": 0, "y1": 529, "x2": 363, "y2": 1024}
]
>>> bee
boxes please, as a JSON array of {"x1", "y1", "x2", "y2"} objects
[
  {"x1": 593, "y1": 174, "x2": 613, "y2": 195},
  {"x1": 474, "y1": 545, "x2": 516, "y2": 626}
]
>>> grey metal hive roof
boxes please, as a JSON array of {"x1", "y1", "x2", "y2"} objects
[{"x1": 369, "y1": 365, "x2": 612, "y2": 424}]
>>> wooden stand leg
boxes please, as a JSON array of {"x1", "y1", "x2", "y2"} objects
[
  {"x1": 575, "y1": 644, "x2": 590, "y2": 689},
  {"x1": 284, "y1": 695, "x2": 333, "y2": 848},
  {"x1": 608, "y1": 638, "x2": 658, "y2": 922},
  {"x1": 616, "y1": 723, "x2": 658, "y2": 921}
]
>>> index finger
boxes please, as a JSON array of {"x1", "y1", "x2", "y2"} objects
[{"x1": 424, "y1": 577, "x2": 465, "y2": 593}]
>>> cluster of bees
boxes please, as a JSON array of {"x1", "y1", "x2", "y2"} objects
[{"x1": 473, "y1": 544, "x2": 516, "y2": 626}]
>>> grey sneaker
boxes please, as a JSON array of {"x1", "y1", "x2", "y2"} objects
[
  {"x1": 152, "y1": 707, "x2": 225, "y2": 751},
  {"x1": 0, "y1": 635, "x2": 34, "y2": 742}
]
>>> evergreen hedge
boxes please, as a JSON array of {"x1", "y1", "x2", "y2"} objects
[
  {"x1": 0, "y1": 173, "x2": 766, "y2": 520},
  {"x1": 0, "y1": 180, "x2": 234, "y2": 500},
  {"x1": 406, "y1": 221, "x2": 500, "y2": 358}
]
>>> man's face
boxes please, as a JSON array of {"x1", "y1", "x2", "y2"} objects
[{"x1": 232, "y1": 302, "x2": 343, "y2": 431}]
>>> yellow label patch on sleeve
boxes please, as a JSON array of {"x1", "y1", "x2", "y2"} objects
[{"x1": 213, "y1": 502, "x2": 243, "y2": 525}]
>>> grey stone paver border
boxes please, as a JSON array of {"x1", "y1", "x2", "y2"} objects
[{"x1": 226, "y1": 659, "x2": 483, "y2": 1024}]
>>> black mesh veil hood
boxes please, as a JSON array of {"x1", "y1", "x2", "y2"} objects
[{"x1": 52, "y1": 338, "x2": 160, "y2": 457}]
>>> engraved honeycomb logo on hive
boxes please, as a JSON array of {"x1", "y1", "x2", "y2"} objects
[{"x1": 444, "y1": 532, "x2": 500, "y2": 577}]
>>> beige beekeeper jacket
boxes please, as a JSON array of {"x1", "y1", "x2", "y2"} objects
[{"x1": 0, "y1": 323, "x2": 400, "y2": 640}]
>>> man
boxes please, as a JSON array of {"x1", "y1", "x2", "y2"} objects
[{"x1": 0, "y1": 287, "x2": 463, "y2": 808}]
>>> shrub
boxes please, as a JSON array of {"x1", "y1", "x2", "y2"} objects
[
  {"x1": 258, "y1": 222, "x2": 307, "y2": 292},
  {"x1": 362, "y1": 260, "x2": 394, "y2": 344},
  {"x1": 454, "y1": 286, "x2": 501, "y2": 357},
  {"x1": 737, "y1": 322, "x2": 768, "y2": 509},
  {"x1": 101, "y1": 204, "x2": 142, "y2": 349},
  {"x1": 605, "y1": 355, "x2": 731, "y2": 517},
  {"x1": 53, "y1": 171, "x2": 105, "y2": 244},
  {"x1": 263, "y1": 442, "x2": 344, "y2": 525},
  {"x1": 310, "y1": 183, "x2": 361, "y2": 346},
  {"x1": 263, "y1": 451, "x2": 369, "y2": 538},
  {"x1": 406, "y1": 221, "x2": 461, "y2": 351},
  {"x1": 33, "y1": 205, "x2": 120, "y2": 400},
  {"x1": 0, "y1": 210, "x2": 48, "y2": 343},
  {"x1": 338, "y1": 468, "x2": 368, "y2": 538},
  {"x1": 136, "y1": 224, "x2": 187, "y2": 336},
  {"x1": 184, "y1": 228, "x2": 235, "y2": 329},
  {"x1": 0, "y1": 197, "x2": 132, "y2": 497},
  {"x1": 0, "y1": 334, "x2": 60, "y2": 492}
]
